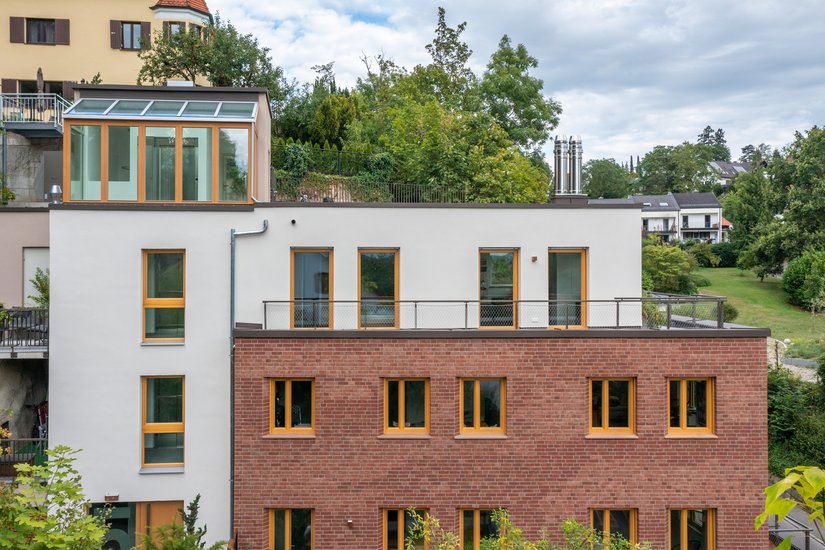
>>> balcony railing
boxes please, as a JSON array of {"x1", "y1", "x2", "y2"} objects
[
  {"x1": 261, "y1": 296, "x2": 729, "y2": 331},
  {"x1": 0, "y1": 308, "x2": 49, "y2": 353},
  {"x1": 0, "y1": 93, "x2": 72, "y2": 131},
  {"x1": 0, "y1": 438, "x2": 47, "y2": 477}
]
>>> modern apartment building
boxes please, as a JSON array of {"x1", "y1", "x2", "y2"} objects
[
  {"x1": 623, "y1": 192, "x2": 725, "y2": 243},
  {"x1": 45, "y1": 86, "x2": 769, "y2": 549}
]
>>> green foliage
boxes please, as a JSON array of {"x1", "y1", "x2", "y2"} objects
[
  {"x1": 783, "y1": 250, "x2": 825, "y2": 310},
  {"x1": 283, "y1": 144, "x2": 310, "y2": 180},
  {"x1": 723, "y1": 302, "x2": 739, "y2": 322},
  {"x1": 642, "y1": 244, "x2": 696, "y2": 294},
  {"x1": 310, "y1": 94, "x2": 357, "y2": 147},
  {"x1": 27, "y1": 268, "x2": 49, "y2": 309},
  {"x1": 636, "y1": 142, "x2": 716, "y2": 194},
  {"x1": 688, "y1": 242, "x2": 721, "y2": 267},
  {"x1": 0, "y1": 445, "x2": 109, "y2": 549},
  {"x1": 141, "y1": 494, "x2": 225, "y2": 550},
  {"x1": 697, "y1": 125, "x2": 731, "y2": 162},
  {"x1": 739, "y1": 143, "x2": 772, "y2": 164},
  {"x1": 582, "y1": 159, "x2": 632, "y2": 199},
  {"x1": 818, "y1": 354, "x2": 825, "y2": 389},
  {"x1": 756, "y1": 466, "x2": 825, "y2": 547},
  {"x1": 1, "y1": 186, "x2": 16, "y2": 206},
  {"x1": 710, "y1": 242, "x2": 739, "y2": 267},
  {"x1": 785, "y1": 338, "x2": 825, "y2": 359},
  {"x1": 768, "y1": 368, "x2": 805, "y2": 443}
]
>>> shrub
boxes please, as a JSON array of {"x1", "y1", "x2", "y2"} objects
[
  {"x1": 723, "y1": 302, "x2": 738, "y2": 322},
  {"x1": 690, "y1": 273, "x2": 712, "y2": 287},
  {"x1": 688, "y1": 242, "x2": 720, "y2": 267},
  {"x1": 791, "y1": 413, "x2": 825, "y2": 466},
  {"x1": 283, "y1": 144, "x2": 309, "y2": 180},
  {"x1": 818, "y1": 354, "x2": 825, "y2": 388},
  {"x1": 768, "y1": 367, "x2": 805, "y2": 443},
  {"x1": 783, "y1": 250, "x2": 825, "y2": 308},
  {"x1": 711, "y1": 242, "x2": 739, "y2": 267},
  {"x1": 642, "y1": 245, "x2": 694, "y2": 294}
]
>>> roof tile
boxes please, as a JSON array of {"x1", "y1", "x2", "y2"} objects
[{"x1": 154, "y1": 0, "x2": 211, "y2": 16}]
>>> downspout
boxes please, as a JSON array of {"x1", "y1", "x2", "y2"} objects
[{"x1": 229, "y1": 219, "x2": 268, "y2": 539}]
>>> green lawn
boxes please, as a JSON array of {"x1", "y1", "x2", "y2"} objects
[{"x1": 697, "y1": 267, "x2": 825, "y2": 341}]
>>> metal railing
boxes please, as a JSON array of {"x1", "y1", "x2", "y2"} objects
[
  {"x1": 0, "y1": 93, "x2": 72, "y2": 130},
  {"x1": 0, "y1": 308, "x2": 49, "y2": 351},
  {"x1": 0, "y1": 438, "x2": 47, "y2": 477},
  {"x1": 260, "y1": 296, "x2": 728, "y2": 331},
  {"x1": 768, "y1": 513, "x2": 823, "y2": 550},
  {"x1": 274, "y1": 176, "x2": 466, "y2": 203},
  {"x1": 272, "y1": 144, "x2": 373, "y2": 176}
]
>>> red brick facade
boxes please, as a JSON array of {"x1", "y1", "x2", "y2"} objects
[{"x1": 233, "y1": 334, "x2": 768, "y2": 549}]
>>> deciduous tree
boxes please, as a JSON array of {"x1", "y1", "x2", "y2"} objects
[{"x1": 582, "y1": 159, "x2": 631, "y2": 198}]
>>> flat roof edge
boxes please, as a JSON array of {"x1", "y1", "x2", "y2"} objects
[
  {"x1": 234, "y1": 328, "x2": 771, "y2": 339},
  {"x1": 259, "y1": 201, "x2": 642, "y2": 209}
]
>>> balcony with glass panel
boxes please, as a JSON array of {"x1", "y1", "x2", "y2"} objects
[{"x1": 62, "y1": 98, "x2": 257, "y2": 204}]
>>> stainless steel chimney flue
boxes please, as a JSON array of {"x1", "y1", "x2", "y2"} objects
[
  {"x1": 569, "y1": 135, "x2": 582, "y2": 194},
  {"x1": 553, "y1": 135, "x2": 569, "y2": 195}
]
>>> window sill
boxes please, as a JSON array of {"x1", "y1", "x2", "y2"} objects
[
  {"x1": 141, "y1": 341, "x2": 185, "y2": 347},
  {"x1": 263, "y1": 432, "x2": 316, "y2": 439},
  {"x1": 454, "y1": 432, "x2": 508, "y2": 440},
  {"x1": 665, "y1": 433, "x2": 717, "y2": 439},
  {"x1": 378, "y1": 433, "x2": 431, "y2": 440},
  {"x1": 585, "y1": 433, "x2": 638, "y2": 440},
  {"x1": 139, "y1": 466, "x2": 184, "y2": 475}
]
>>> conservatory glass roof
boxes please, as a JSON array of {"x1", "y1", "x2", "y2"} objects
[{"x1": 64, "y1": 99, "x2": 258, "y2": 121}]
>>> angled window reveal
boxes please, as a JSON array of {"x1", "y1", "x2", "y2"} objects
[
  {"x1": 270, "y1": 379, "x2": 315, "y2": 434},
  {"x1": 384, "y1": 379, "x2": 429, "y2": 434},
  {"x1": 668, "y1": 378, "x2": 714, "y2": 435},
  {"x1": 589, "y1": 379, "x2": 636, "y2": 436},
  {"x1": 460, "y1": 378, "x2": 506, "y2": 433}
]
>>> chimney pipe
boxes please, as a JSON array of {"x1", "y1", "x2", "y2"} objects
[
  {"x1": 554, "y1": 135, "x2": 569, "y2": 195},
  {"x1": 569, "y1": 135, "x2": 582, "y2": 194}
]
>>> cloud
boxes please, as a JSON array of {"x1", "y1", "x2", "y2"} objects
[{"x1": 207, "y1": 0, "x2": 825, "y2": 161}]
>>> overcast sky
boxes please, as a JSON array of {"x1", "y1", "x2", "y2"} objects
[{"x1": 207, "y1": 0, "x2": 825, "y2": 163}]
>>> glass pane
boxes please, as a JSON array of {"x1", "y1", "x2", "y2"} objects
[
  {"x1": 462, "y1": 511, "x2": 474, "y2": 550},
  {"x1": 479, "y1": 380, "x2": 501, "y2": 428},
  {"x1": 549, "y1": 252, "x2": 583, "y2": 325},
  {"x1": 387, "y1": 380, "x2": 399, "y2": 429},
  {"x1": 463, "y1": 381, "x2": 475, "y2": 428},
  {"x1": 687, "y1": 380, "x2": 708, "y2": 428},
  {"x1": 608, "y1": 380, "x2": 630, "y2": 428},
  {"x1": 144, "y1": 308, "x2": 185, "y2": 339},
  {"x1": 593, "y1": 510, "x2": 605, "y2": 550},
  {"x1": 591, "y1": 380, "x2": 603, "y2": 428},
  {"x1": 290, "y1": 509, "x2": 312, "y2": 550},
  {"x1": 405, "y1": 381, "x2": 426, "y2": 428},
  {"x1": 145, "y1": 377, "x2": 183, "y2": 423},
  {"x1": 108, "y1": 126, "x2": 138, "y2": 200},
  {"x1": 147, "y1": 253, "x2": 184, "y2": 299},
  {"x1": 218, "y1": 128, "x2": 249, "y2": 201},
  {"x1": 386, "y1": 510, "x2": 399, "y2": 550},
  {"x1": 610, "y1": 510, "x2": 632, "y2": 543},
  {"x1": 293, "y1": 251, "x2": 330, "y2": 328},
  {"x1": 273, "y1": 510, "x2": 286, "y2": 550},
  {"x1": 71, "y1": 99, "x2": 115, "y2": 114},
  {"x1": 687, "y1": 510, "x2": 708, "y2": 550},
  {"x1": 360, "y1": 252, "x2": 396, "y2": 327},
  {"x1": 146, "y1": 101, "x2": 185, "y2": 116},
  {"x1": 146, "y1": 127, "x2": 176, "y2": 201},
  {"x1": 109, "y1": 100, "x2": 150, "y2": 115},
  {"x1": 480, "y1": 252, "x2": 515, "y2": 326},
  {"x1": 291, "y1": 381, "x2": 313, "y2": 428},
  {"x1": 274, "y1": 381, "x2": 286, "y2": 428},
  {"x1": 69, "y1": 125, "x2": 101, "y2": 200},
  {"x1": 182, "y1": 128, "x2": 212, "y2": 201},
  {"x1": 670, "y1": 510, "x2": 681, "y2": 550},
  {"x1": 479, "y1": 510, "x2": 498, "y2": 541},
  {"x1": 218, "y1": 102, "x2": 256, "y2": 118},
  {"x1": 669, "y1": 380, "x2": 680, "y2": 428},
  {"x1": 143, "y1": 432, "x2": 183, "y2": 464},
  {"x1": 182, "y1": 101, "x2": 219, "y2": 117},
  {"x1": 405, "y1": 510, "x2": 426, "y2": 550}
]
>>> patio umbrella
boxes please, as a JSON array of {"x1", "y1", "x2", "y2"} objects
[{"x1": 36, "y1": 67, "x2": 44, "y2": 94}]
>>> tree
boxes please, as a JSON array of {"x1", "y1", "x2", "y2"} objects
[
  {"x1": 697, "y1": 125, "x2": 730, "y2": 161},
  {"x1": 722, "y1": 165, "x2": 781, "y2": 251},
  {"x1": 137, "y1": 26, "x2": 208, "y2": 84},
  {"x1": 424, "y1": 7, "x2": 476, "y2": 108},
  {"x1": 642, "y1": 244, "x2": 697, "y2": 294},
  {"x1": 28, "y1": 267, "x2": 49, "y2": 308},
  {"x1": 480, "y1": 35, "x2": 562, "y2": 154},
  {"x1": 582, "y1": 159, "x2": 631, "y2": 198},
  {"x1": 310, "y1": 94, "x2": 357, "y2": 147},
  {"x1": 635, "y1": 143, "x2": 716, "y2": 194},
  {"x1": 756, "y1": 466, "x2": 825, "y2": 550},
  {"x1": 739, "y1": 143, "x2": 772, "y2": 164},
  {"x1": 142, "y1": 495, "x2": 226, "y2": 550},
  {"x1": 0, "y1": 446, "x2": 109, "y2": 549}
]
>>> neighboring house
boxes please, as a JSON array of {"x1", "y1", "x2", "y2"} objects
[
  {"x1": 624, "y1": 192, "x2": 724, "y2": 243},
  {"x1": 631, "y1": 194, "x2": 679, "y2": 243},
  {"x1": 48, "y1": 89, "x2": 769, "y2": 549},
  {"x1": 708, "y1": 161, "x2": 750, "y2": 189}
]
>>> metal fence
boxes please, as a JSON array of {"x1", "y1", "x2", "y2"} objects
[
  {"x1": 274, "y1": 176, "x2": 466, "y2": 203},
  {"x1": 261, "y1": 296, "x2": 728, "y2": 331},
  {"x1": 0, "y1": 308, "x2": 49, "y2": 350},
  {"x1": 0, "y1": 438, "x2": 47, "y2": 477},
  {"x1": 0, "y1": 93, "x2": 71, "y2": 130}
]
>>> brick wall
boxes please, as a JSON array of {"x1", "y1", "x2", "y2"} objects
[{"x1": 233, "y1": 335, "x2": 768, "y2": 549}]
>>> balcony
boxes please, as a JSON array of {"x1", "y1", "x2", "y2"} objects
[
  {"x1": 0, "y1": 438, "x2": 47, "y2": 478},
  {"x1": 259, "y1": 296, "x2": 732, "y2": 331},
  {"x1": 0, "y1": 94, "x2": 72, "y2": 137},
  {"x1": 0, "y1": 308, "x2": 48, "y2": 358}
]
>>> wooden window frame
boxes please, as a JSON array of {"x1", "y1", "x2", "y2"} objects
[
  {"x1": 668, "y1": 509, "x2": 716, "y2": 550},
  {"x1": 478, "y1": 248, "x2": 519, "y2": 329},
  {"x1": 63, "y1": 120, "x2": 253, "y2": 205},
  {"x1": 290, "y1": 248, "x2": 334, "y2": 330},
  {"x1": 268, "y1": 509, "x2": 315, "y2": 550},
  {"x1": 357, "y1": 248, "x2": 400, "y2": 330},
  {"x1": 458, "y1": 509, "x2": 500, "y2": 550},
  {"x1": 141, "y1": 376, "x2": 185, "y2": 468},
  {"x1": 382, "y1": 508, "x2": 429, "y2": 550},
  {"x1": 588, "y1": 378, "x2": 636, "y2": 436},
  {"x1": 25, "y1": 18, "x2": 56, "y2": 45},
  {"x1": 548, "y1": 248, "x2": 587, "y2": 329},
  {"x1": 459, "y1": 378, "x2": 506, "y2": 434},
  {"x1": 667, "y1": 378, "x2": 715, "y2": 436},
  {"x1": 383, "y1": 379, "x2": 430, "y2": 434},
  {"x1": 120, "y1": 21, "x2": 143, "y2": 50},
  {"x1": 590, "y1": 508, "x2": 638, "y2": 546},
  {"x1": 142, "y1": 250, "x2": 185, "y2": 343},
  {"x1": 269, "y1": 379, "x2": 315, "y2": 434}
]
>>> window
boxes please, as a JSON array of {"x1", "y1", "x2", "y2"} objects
[
  {"x1": 384, "y1": 509, "x2": 427, "y2": 550},
  {"x1": 479, "y1": 249, "x2": 518, "y2": 328},
  {"x1": 121, "y1": 22, "x2": 142, "y2": 50},
  {"x1": 291, "y1": 249, "x2": 333, "y2": 328},
  {"x1": 460, "y1": 509, "x2": 499, "y2": 550},
  {"x1": 548, "y1": 249, "x2": 586, "y2": 327},
  {"x1": 269, "y1": 509, "x2": 313, "y2": 550},
  {"x1": 669, "y1": 509, "x2": 715, "y2": 550},
  {"x1": 141, "y1": 377, "x2": 184, "y2": 467},
  {"x1": 591, "y1": 509, "x2": 637, "y2": 547},
  {"x1": 460, "y1": 379, "x2": 505, "y2": 433},
  {"x1": 69, "y1": 125, "x2": 102, "y2": 201},
  {"x1": 145, "y1": 127, "x2": 176, "y2": 201},
  {"x1": 218, "y1": 128, "x2": 250, "y2": 201},
  {"x1": 589, "y1": 379, "x2": 635, "y2": 435},
  {"x1": 682, "y1": 215, "x2": 689, "y2": 228},
  {"x1": 668, "y1": 378, "x2": 714, "y2": 435},
  {"x1": 108, "y1": 126, "x2": 139, "y2": 200},
  {"x1": 143, "y1": 250, "x2": 185, "y2": 341},
  {"x1": 182, "y1": 127, "x2": 212, "y2": 201},
  {"x1": 704, "y1": 214, "x2": 711, "y2": 228},
  {"x1": 359, "y1": 249, "x2": 399, "y2": 328},
  {"x1": 384, "y1": 379, "x2": 429, "y2": 434},
  {"x1": 270, "y1": 379, "x2": 314, "y2": 434},
  {"x1": 164, "y1": 21, "x2": 186, "y2": 37},
  {"x1": 26, "y1": 19, "x2": 55, "y2": 44}
]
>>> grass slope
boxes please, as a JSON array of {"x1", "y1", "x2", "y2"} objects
[{"x1": 697, "y1": 267, "x2": 825, "y2": 340}]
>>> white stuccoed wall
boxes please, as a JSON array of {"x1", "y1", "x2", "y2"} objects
[{"x1": 49, "y1": 203, "x2": 640, "y2": 542}]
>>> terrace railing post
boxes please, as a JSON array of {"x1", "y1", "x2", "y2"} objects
[
  {"x1": 414, "y1": 301, "x2": 418, "y2": 329},
  {"x1": 692, "y1": 301, "x2": 697, "y2": 326},
  {"x1": 313, "y1": 300, "x2": 318, "y2": 330},
  {"x1": 337, "y1": 150, "x2": 341, "y2": 175},
  {"x1": 263, "y1": 303, "x2": 267, "y2": 330},
  {"x1": 666, "y1": 302, "x2": 672, "y2": 329},
  {"x1": 464, "y1": 301, "x2": 469, "y2": 329},
  {"x1": 717, "y1": 300, "x2": 724, "y2": 328},
  {"x1": 615, "y1": 300, "x2": 620, "y2": 328}
]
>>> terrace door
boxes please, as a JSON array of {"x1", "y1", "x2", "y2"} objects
[{"x1": 548, "y1": 249, "x2": 585, "y2": 327}]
